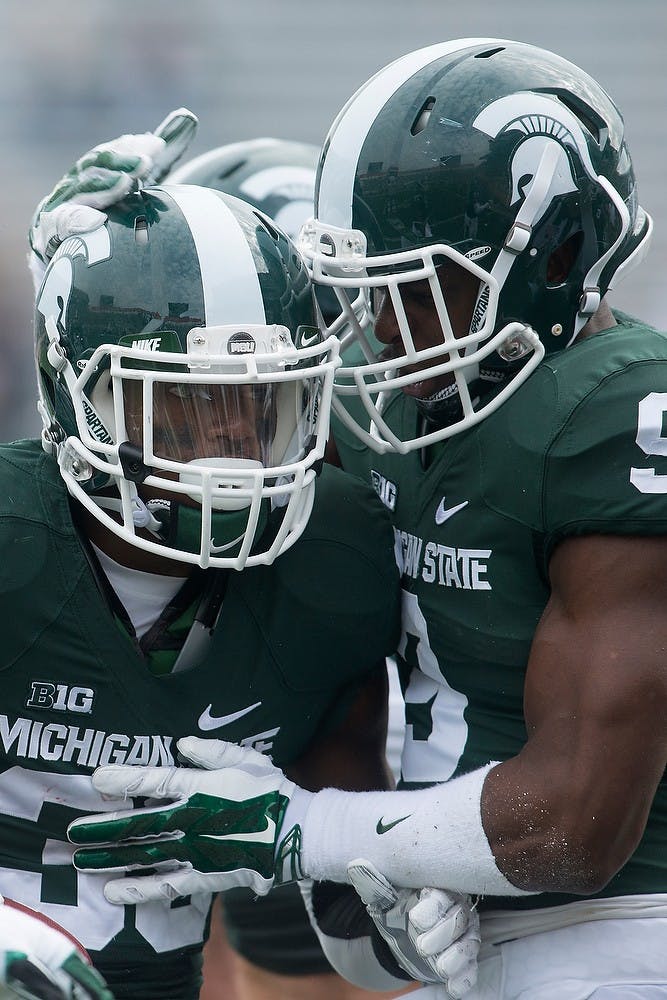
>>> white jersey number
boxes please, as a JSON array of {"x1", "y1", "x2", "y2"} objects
[
  {"x1": 399, "y1": 591, "x2": 469, "y2": 784},
  {"x1": 630, "y1": 392, "x2": 667, "y2": 493},
  {"x1": 0, "y1": 766, "x2": 210, "y2": 953}
]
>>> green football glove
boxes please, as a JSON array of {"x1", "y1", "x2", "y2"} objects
[
  {"x1": 29, "y1": 107, "x2": 198, "y2": 264},
  {"x1": 67, "y1": 738, "x2": 305, "y2": 904},
  {"x1": 0, "y1": 896, "x2": 114, "y2": 999}
]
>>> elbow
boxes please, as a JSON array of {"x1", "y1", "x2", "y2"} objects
[
  {"x1": 497, "y1": 808, "x2": 644, "y2": 896},
  {"x1": 483, "y1": 758, "x2": 653, "y2": 896},
  {"x1": 565, "y1": 796, "x2": 649, "y2": 894},
  {"x1": 533, "y1": 813, "x2": 643, "y2": 895},
  {"x1": 557, "y1": 859, "x2": 614, "y2": 897}
]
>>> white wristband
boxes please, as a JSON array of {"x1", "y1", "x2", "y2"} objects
[{"x1": 296, "y1": 763, "x2": 537, "y2": 897}]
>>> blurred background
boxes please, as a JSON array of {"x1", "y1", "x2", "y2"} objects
[{"x1": 1, "y1": 0, "x2": 665, "y2": 440}]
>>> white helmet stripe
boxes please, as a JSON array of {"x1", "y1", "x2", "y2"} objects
[
  {"x1": 157, "y1": 184, "x2": 267, "y2": 326},
  {"x1": 317, "y1": 38, "x2": 505, "y2": 230},
  {"x1": 240, "y1": 166, "x2": 316, "y2": 202}
]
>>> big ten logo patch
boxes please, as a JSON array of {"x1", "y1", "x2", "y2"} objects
[
  {"x1": 371, "y1": 469, "x2": 397, "y2": 511},
  {"x1": 26, "y1": 682, "x2": 95, "y2": 715}
]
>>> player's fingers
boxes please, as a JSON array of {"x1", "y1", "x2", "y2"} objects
[
  {"x1": 103, "y1": 859, "x2": 261, "y2": 906},
  {"x1": 347, "y1": 859, "x2": 398, "y2": 910},
  {"x1": 411, "y1": 901, "x2": 470, "y2": 955},
  {"x1": 91, "y1": 764, "x2": 183, "y2": 799},
  {"x1": 438, "y1": 946, "x2": 479, "y2": 998},
  {"x1": 177, "y1": 736, "x2": 269, "y2": 771},
  {"x1": 447, "y1": 968, "x2": 479, "y2": 1000},
  {"x1": 433, "y1": 933, "x2": 481, "y2": 983},
  {"x1": 148, "y1": 108, "x2": 198, "y2": 180},
  {"x1": 68, "y1": 794, "x2": 190, "y2": 848},
  {"x1": 408, "y1": 887, "x2": 458, "y2": 931},
  {"x1": 67, "y1": 168, "x2": 138, "y2": 208},
  {"x1": 102, "y1": 867, "x2": 192, "y2": 905},
  {"x1": 77, "y1": 133, "x2": 165, "y2": 176},
  {"x1": 49, "y1": 204, "x2": 108, "y2": 238},
  {"x1": 31, "y1": 204, "x2": 107, "y2": 262},
  {"x1": 73, "y1": 835, "x2": 188, "y2": 871}
]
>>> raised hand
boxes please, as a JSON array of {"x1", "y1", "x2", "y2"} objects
[{"x1": 29, "y1": 107, "x2": 198, "y2": 264}]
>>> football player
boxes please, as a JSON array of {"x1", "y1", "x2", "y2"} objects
[
  {"x1": 5, "y1": 170, "x2": 418, "y2": 1000},
  {"x1": 61, "y1": 40, "x2": 667, "y2": 999},
  {"x1": 25, "y1": 118, "x2": 461, "y2": 1000},
  {"x1": 151, "y1": 128, "x2": 378, "y2": 1000}
]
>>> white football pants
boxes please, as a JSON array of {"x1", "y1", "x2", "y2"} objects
[{"x1": 405, "y1": 897, "x2": 667, "y2": 999}]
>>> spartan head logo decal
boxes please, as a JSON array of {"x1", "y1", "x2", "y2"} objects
[
  {"x1": 472, "y1": 92, "x2": 598, "y2": 221},
  {"x1": 36, "y1": 223, "x2": 114, "y2": 443},
  {"x1": 36, "y1": 225, "x2": 112, "y2": 345},
  {"x1": 507, "y1": 133, "x2": 576, "y2": 207}
]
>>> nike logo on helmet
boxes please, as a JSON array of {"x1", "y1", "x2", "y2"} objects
[
  {"x1": 198, "y1": 701, "x2": 262, "y2": 731},
  {"x1": 435, "y1": 498, "x2": 469, "y2": 525},
  {"x1": 375, "y1": 814, "x2": 412, "y2": 835}
]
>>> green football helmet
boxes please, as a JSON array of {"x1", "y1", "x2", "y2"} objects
[
  {"x1": 168, "y1": 138, "x2": 318, "y2": 241},
  {"x1": 35, "y1": 184, "x2": 339, "y2": 569},
  {"x1": 299, "y1": 38, "x2": 652, "y2": 453},
  {"x1": 169, "y1": 138, "x2": 341, "y2": 325}
]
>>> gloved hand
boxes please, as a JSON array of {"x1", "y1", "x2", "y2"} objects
[
  {"x1": 0, "y1": 896, "x2": 114, "y2": 999},
  {"x1": 29, "y1": 107, "x2": 198, "y2": 264},
  {"x1": 67, "y1": 737, "x2": 303, "y2": 905},
  {"x1": 348, "y1": 859, "x2": 480, "y2": 998}
]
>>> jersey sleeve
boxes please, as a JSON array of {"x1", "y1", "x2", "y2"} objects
[
  {"x1": 478, "y1": 326, "x2": 667, "y2": 564},
  {"x1": 542, "y1": 358, "x2": 667, "y2": 552}
]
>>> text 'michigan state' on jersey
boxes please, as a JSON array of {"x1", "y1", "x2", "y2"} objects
[
  {"x1": 0, "y1": 446, "x2": 399, "y2": 999},
  {"x1": 332, "y1": 312, "x2": 667, "y2": 910}
]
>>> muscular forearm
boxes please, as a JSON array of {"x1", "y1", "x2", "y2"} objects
[{"x1": 292, "y1": 750, "x2": 647, "y2": 897}]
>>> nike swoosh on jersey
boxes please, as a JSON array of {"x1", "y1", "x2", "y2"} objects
[
  {"x1": 375, "y1": 814, "x2": 412, "y2": 835},
  {"x1": 198, "y1": 701, "x2": 262, "y2": 731},
  {"x1": 435, "y1": 498, "x2": 469, "y2": 525}
]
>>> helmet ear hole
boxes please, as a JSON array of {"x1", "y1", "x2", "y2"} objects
[{"x1": 546, "y1": 232, "x2": 583, "y2": 286}]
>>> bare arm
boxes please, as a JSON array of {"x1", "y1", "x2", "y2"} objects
[{"x1": 482, "y1": 533, "x2": 667, "y2": 893}]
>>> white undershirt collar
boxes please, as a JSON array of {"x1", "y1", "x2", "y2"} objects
[{"x1": 91, "y1": 543, "x2": 188, "y2": 639}]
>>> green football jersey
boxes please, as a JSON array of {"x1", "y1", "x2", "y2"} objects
[
  {"x1": 333, "y1": 313, "x2": 667, "y2": 910},
  {"x1": 0, "y1": 441, "x2": 399, "y2": 998}
]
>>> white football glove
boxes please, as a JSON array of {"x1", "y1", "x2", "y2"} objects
[
  {"x1": 67, "y1": 738, "x2": 302, "y2": 905},
  {"x1": 0, "y1": 896, "x2": 114, "y2": 999},
  {"x1": 348, "y1": 859, "x2": 480, "y2": 998},
  {"x1": 29, "y1": 107, "x2": 198, "y2": 265}
]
